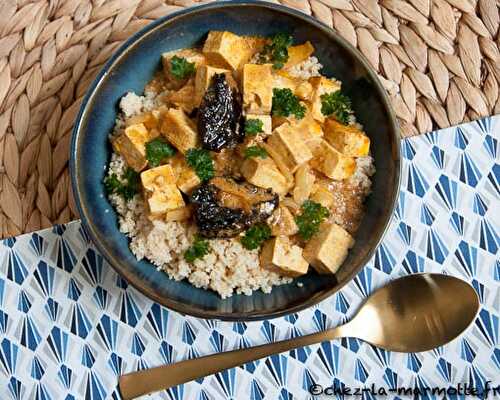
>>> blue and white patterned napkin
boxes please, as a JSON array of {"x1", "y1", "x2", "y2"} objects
[{"x1": 0, "y1": 116, "x2": 498, "y2": 400}]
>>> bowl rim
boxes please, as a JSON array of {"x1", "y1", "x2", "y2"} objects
[{"x1": 70, "y1": 0, "x2": 401, "y2": 321}]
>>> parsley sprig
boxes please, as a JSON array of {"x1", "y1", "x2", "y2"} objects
[
  {"x1": 104, "y1": 167, "x2": 140, "y2": 201},
  {"x1": 186, "y1": 148, "x2": 214, "y2": 182},
  {"x1": 320, "y1": 91, "x2": 352, "y2": 125},
  {"x1": 244, "y1": 119, "x2": 264, "y2": 135},
  {"x1": 244, "y1": 146, "x2": 268, "y2": 159},
  {"x1": 145, "y1": 137, "x2": 176, "y2": 167},
  {"x1": 241, "y1": 223, "x2": 272, "y2": 250},
  {"x1": 272, "y1": 88, "x2": 306, "y2": 120},
  {"x1": 295, "y1": 200, "x2": 330, "y2": 241},
  {"x1": 170, "y1": 56, "x2": 195, "y2": 80},
  {"x1": 184, "y1": 235, "x2": 210, "y2": 263},
  {"x1": 259, "y1": 33, "x2": 293, "y2": 69}
]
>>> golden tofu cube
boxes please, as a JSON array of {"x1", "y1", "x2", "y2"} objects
[
  {"x1": 245, "y1": 114, "x2": 272, "y2": 136},
  {"x1": 169, "y1": 153, "x2": 201, "y2": 194},
  {"x1": 241, "y1": 157, "x2": 288, "y2": 196},
  {"x1": 162, "y1": 49, "x2": 206, "y2": 88},
  {"x1": 303, "y1": 222, "x2": 354, "y2": 274},
  {"x1": 295, "y1": 81, "x2": 314, "y2": 101},
  {"x1": 125, "y1": 111, "x2": 160, "y2": 130},
  {"x1": 160, "y1": 108, "x2": 198, "y2": 154},
  {"x1": 293, "y1": 110, "x2": 324, "y2": 152},
  {"x1": 293, "y1": 164, "x2": 316, "y2": 204},
  {"x1": 194, "y1": 65, "x2": 232, "y2": 106},
  {"x1": 243, "y1": 64, "x2": 273, "y2": 114},
  {"x1": 324, "y1": 119, "x2": 370, "y2": 157},
  {"x1": 141, "y1": 165, "x2": 185, "y2": 216},
  {"x1": 166, "y1": 81, "x2": 197, "y2": 114},
  {"x1": 284, "y1": 41, "x2": 315, "y2": 69},
  {"x1": 309, "y1": 76, "x2": 341, "y2": 122},
  {"x1": 267, "y1": 123, "x2": 313, "y2": 173},
  {"x1": 310, "y1": 183, "x2": 335, "y2": 208},
  {"x1": 203, "y1": 31, "x2": 256, "y2": 71},
  {"x1": 112, "y1": 123, "x2": 153, "y2": 172},
  {"x1": 269, "y1": 206, "x2": 298, "y2": 236},
  {"x1": 260, "y1": 236, "x2": 309, "y2": 277},
  {"x1": 273, "y1": 70, "x2": 302, "y2": 92},
  {"x1": 310, "y1": 140, "x2": 356, "y2": 180}
]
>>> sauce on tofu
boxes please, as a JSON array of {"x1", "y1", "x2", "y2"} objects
[{"x1": 107, "y1": 30, "x2": 375, "y2": 280}]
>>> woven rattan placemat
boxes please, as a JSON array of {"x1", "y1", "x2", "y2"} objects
[{"x1": 0, "y1": 0, "x2": 498, "y2": 238}]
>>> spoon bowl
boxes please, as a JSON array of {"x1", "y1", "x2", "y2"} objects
[
  {"x1": 119, "y1": 273, "x2": 479, "y2": 399},
  {"x1": 341, "y1": 273, "x2": 480, "y2": 352}
]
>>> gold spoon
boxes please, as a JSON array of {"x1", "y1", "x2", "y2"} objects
[{"x1": 119, "y1": 273, "x2": 479, "y2": 399}]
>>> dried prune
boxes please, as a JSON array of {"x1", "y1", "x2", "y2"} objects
[
  {"x1": 190, "y1": 177, "x2": 278, "y2": 238},
  {"x1": 198, "y1": 74, "x2": 243, "y2": 152}
]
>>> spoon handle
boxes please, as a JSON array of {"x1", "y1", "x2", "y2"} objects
[{"x1": 119, "y1": 326, "x2": 345, "y2": 399}]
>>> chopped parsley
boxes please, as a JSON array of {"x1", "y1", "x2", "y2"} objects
[
  {"x1": 320, "y1": 91, "x2": 352, "y2": 125},
  {"x1": 145, "y1": 137, "x2": 176, "y2": 167},
  {"x1": 241, "y1": 223, "x2": 272, "y2": 250},
  {"x1": 272, "y1": 88, "x2": 306, "y2": 120},
  {"x1": 244, "y1": 118, "x2": 264, "y2": 135},
  {"x1": 259, "y1": 32, "x2": 293, "y2": 69},
  {"x1": 104, "y1": 167, "x2": 140, "y2": 201},
  {"x1": 244, "y1": 145, "x2": 268, "y2": 159},
  {"x1": 184, "y1": 235, "x2": 210, "y2": 263},
  {"x1": 170, "y1": 56, "x2": 196, "y2": 80},
  {"x1": 295, "y1": 200, "x2": 330, "y2": 241},
  {"x1": 186, "y1": 148, "x2": 214, "y2": 182}
]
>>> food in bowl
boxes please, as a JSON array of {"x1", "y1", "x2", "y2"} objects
[{"x1": 104, "y1": 31, "x2": 375, "y2": 298}]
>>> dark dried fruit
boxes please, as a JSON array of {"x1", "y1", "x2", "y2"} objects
[
  {"x1": 198, "y1": 74, "x2": 243, "y2": 152},
  {"x1": 190, "y1": 177, "x2": 278, "y2": 238}
]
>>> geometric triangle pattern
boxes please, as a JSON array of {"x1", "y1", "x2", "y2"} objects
[{"x1": 0, "y1": 116, "x2": 499, "y2": 399}]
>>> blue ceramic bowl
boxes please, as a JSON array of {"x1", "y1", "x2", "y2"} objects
[{"x1": 70, "y1": 1, "x2": 401, "y2": 321}]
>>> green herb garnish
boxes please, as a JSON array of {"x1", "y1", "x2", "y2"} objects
[
  {"x1": 170, "y1": 56, "x2": 196, "y2": 80},
  {"x1": 145, "y1": 137, "x2": 176, "y2": 167},
  {"x1": 320, "y1": 91, "x2": 352, "y2": 125},
  {"x1": 241, "y1": 223, "x2": 272, "y2": 250},
  {"x1": 295, "y1": 200, "x2": 330, "y2": 241},
  {"x1": 259, "y1": 32, "x2": 293, "y2": 69},
  {"x1": 244, "y1": 146, "x2": 268, "y2": 159},
  {"x1": 244, "y1": 119, "x2": 264, "y2": 135},
  {"x1": 104, "y1": 167, "x2": 140, "y2": 201},
  {"x1": 186, "y1": 148, "x2": 214, "y2": 182},
  {"x1": 272, "y1": 88, "x2": 306, "y2": 120},
  {"x1": 184, "y1": 235, "x2": 210, "y2": 263}
]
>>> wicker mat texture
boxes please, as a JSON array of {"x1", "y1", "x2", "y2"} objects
[{"x1": 0, "y1": 0, "x2": 498, "y2": 238}]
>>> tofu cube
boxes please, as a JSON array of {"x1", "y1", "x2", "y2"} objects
[
  {"x1": 295, "y1": 81, "x2": 314, "y2": 100},
  {"x1": 303, "y1": 223, "x2": 354, "y2": 274},
  {"x1": 245, "y1": 114, "x2": 272, "y2": 136},
  {"x1": 141, "y1": 165, "x2": 185, "y2": 216},
  {"x1": 162, "y1": 49, "x2": 206, "y2": 88},
  {"x1": 269, "y1": 206, "x2": 299, "y2": 236},
  {"x1": 125, "y1": 111, "x2": 160, "y2": 130},
  {"x1": 294, "y1": 111, "x2": 324, "y2": 153},
  {"x1": 309, "y1": 77, "x2": 341, "y2": 122},
  {"x1": 166, "y1": 206, "x2": 192, "y2": 222},
  {"x1": 203, "y1": 31, "x2": 256, "y2": 71},
  {"x1": 166, "y1": 81, "x2": 197, "y2": 114},
  {"x1": 243, "y1": 64, "x2": 273, "y2": 114},
  {"x1": 194, "y1": 65, "x2": 232, "y2": 106},
  {"x1": 241, "y1": 157, "x2": 288, "y2": 196},
  {"x1": 267, "y1": 123, "x2": 313, "y2": 172},
  {"x1": 112, "y1": 123, "x2": 154, "y2": 172},
  {"x1": 284, "y1": 41, "x2": 315, "y2": 69},
  {"x1": 260, "y1": 236, "x2": 309, "y2": 277},
  {"x1": 310, "y1": 140, "x2": 356, "y2": 180},
  {"x1": 292, "y1": 164, "x2": 316, "y2": 204},
  {"x1": 310, "y1": 183, "x2": 335, "y2": 208},
  {"x1": 169, "y1": 153, "x2": 201, "y2": 194},
  {"x1": 324, "y1": 119, "x2": 370, "y2": 157},
  {"x1": 160, "y1": 108, "x2": 198, "y2": 154}
]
